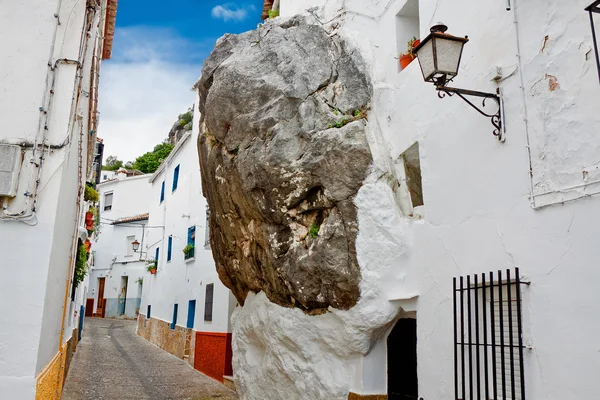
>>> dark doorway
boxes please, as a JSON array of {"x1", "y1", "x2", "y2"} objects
[{"x1": 388, "y1": 318, "x2": 418, "y2": 400}]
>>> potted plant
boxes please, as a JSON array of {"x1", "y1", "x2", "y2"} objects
[
  {"x1": 147, "y1": 261, "x2": 157, "y2": 275},
  {"x1": 399, "y1": 37, "x2": 420, "y2": 70},
  {"x1": 182, "y1": 244, "x2": 195, "y2": 260}
]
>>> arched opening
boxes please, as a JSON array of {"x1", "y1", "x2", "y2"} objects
[{"x1": 387, "y1": 318, "x2": 418, "y2": 400}]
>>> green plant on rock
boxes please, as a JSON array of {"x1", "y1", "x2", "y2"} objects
[
  {"x1": 268, "y1": 9, "x2": 279, "y2": 18},
  {"x1": 84, "y1": 185, "x2": 99, "y2": 203},
  {"x1": 309, "y1": 222, "x2": 320, "y2": 238},
  {"x1": 178, "y1": 111, "x2": 193, "y2": 128}
]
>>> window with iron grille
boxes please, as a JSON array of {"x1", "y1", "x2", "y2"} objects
[
  {"x1": 204, "y1": 207, "x2": 211, "y2": 248},
  {"x1": 204, "y1": 284, "x2": 214, "y2": 322},
  {"x1": 453, "y1": 268, "x2": 527, "y2": 400}
]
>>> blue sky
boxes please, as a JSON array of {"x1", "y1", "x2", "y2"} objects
[{"x1": 98, "y1": 1, "x2": 263, "y2": 161}]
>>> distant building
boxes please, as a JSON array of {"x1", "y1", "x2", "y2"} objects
[
  {"x1": 100, "y1": 168, "x2": 145, "y2": 183},
  {"x1": 0, "y1": 1, "x2": 117, "y2": 398},
  {"x1": 87, "y1": 173, "x2": 152, "y2": 319},
  {"x1": 137, "y1": 100, "x2": 237, "y2": 385}
]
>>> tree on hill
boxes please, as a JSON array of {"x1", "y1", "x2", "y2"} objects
[
  {"x1": 102, "y1": 155, "x2": 123, "y2": 171},
  {"x1": 132, "y1": 142, "x2": 174, "y2": 173}
]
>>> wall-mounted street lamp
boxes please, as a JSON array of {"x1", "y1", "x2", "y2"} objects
[
  {"x1": 413, "y1": 24, "x2": 505, "y2": 141},
  {"x1": 132, "y1": 239, "x2": 140, "y2": 252},
  {"x1": 586, "y1": 1, "x2": 600, "y2": 84}
]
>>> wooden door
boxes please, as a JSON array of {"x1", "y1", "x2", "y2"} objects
[
  {"x1": 96, "y1": 277, "x2": 106, "y2": 317},
  {"x1": 85, "y1": 299, "x2": 94, "y2": 317}
]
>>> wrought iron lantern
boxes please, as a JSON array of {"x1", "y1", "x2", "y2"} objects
[
  {"x1": 414, "y1": 24, "x2": 505, "y2": 141},
  {"x1": 413, "y1": 23, "x2": 469, "y2": 87},
  {"x1": 586, "y1": 1, "x2": 600, "y2": 84},
  {"x1": 132, "y1": 239, "x2": 140, "y2": 252}
]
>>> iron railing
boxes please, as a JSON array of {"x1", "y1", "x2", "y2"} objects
[{"x1": 453, "y1": 268, "x2": 528, "y2": 400}]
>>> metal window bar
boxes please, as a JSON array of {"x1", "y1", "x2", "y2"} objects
[
  {"x1": 453, "y1": 268, "x2": 527, "y2": 400},
  {"x1": 586, "y1": 1, "x2": 600, "y2": 84},
  {"x1": 204, "y1": 207, "x2": 211, "y2": 248}
]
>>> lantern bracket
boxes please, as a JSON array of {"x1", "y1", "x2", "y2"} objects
[
  {"x1": 586, "y1": 1, "x2": 600, "y2": 84},
  {"x1": 436, "y1": 86, "x2": 504, "y2": 142}
]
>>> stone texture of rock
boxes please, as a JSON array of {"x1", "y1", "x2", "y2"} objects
[{"x1": 197, "y1": 15, "x2": 373, "y2": 313}]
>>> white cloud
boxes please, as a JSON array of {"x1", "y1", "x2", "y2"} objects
[
  {"x1": 97, "y1": 27, "x2": 207, "y2": 162},
  {"x1": 211, "y1": 4, "x2": 254, "y2": 22}
]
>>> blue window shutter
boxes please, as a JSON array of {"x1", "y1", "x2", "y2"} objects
[
  {"x1": 187, "y1": 300, "x2": 196, "y2": 329},
  {"x1": 167, "y1": 236, "x2": 172, "y2": 261},
  {"x1": 155, "y1": 247, "x2": 159, "y2": 266},
  {"x1": 160, "y1": 181, "x2": 165, "y2": 203},
  {"x1": 188, "y1": 226, "x2": 196, "y2": 245},
  {"x1": 172, "y1": 165, "x2": 180, "y2": 192},
  {"x1": 171, "y1": 304, "x2": 178, "y2": 330}
]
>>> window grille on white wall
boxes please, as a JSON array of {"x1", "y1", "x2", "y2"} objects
[{"x1": 453, "y1": 269, "x2": 527, "y2": 400}]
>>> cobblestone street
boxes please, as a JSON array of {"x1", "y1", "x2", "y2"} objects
[{"x1": 62, "y1": 318, "x2": 237, "y2": 400}]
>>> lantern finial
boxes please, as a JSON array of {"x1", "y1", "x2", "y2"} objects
[{"x1": 430, "y1": 23, "x2": 448, "y2": 33}]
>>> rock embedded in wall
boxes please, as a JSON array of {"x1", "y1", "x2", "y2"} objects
[{"x1": 197, "y1": 15, "x2": 373, "y2": 314}]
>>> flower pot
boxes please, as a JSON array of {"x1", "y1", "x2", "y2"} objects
[
  {"x1": 400, "y1": 54, "x2": 414, "y2": 70},
  {"x1": 150, "y1": 269, "x2": 157, "y2": 275},
  {"x1": 412, "y1": 39, "x2": 421, "y2": 49}
]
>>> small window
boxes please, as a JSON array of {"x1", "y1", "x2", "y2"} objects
[
  {"x1": 171, "y1": 303, "x2": 178, "y2": 330},
  {"x1": 103, "y1": 174, "x2": 107, "y2": 180},
  {"x1": 187, "y1": 300, "x2": 196, "y2": 329},
  {"x1": 155, "y1": 247, "x2": 160, "y2": 267},
  {"x1": 147, "y1": 304, "x2": 151, "y2": 319},
  {"x1": 167, "y1": 236, "x2": 173, "y2": 262},
  {"x1": 103, "y1": 192, "x2": 113, "y2": 211},
  {"x1": 204, "y1": 207, "x2": 211, "y2": 248},
  {"x1": 172, "y1": 165, "x2": 180, "y2": 192},
  {"x1": 126, "y1": 235, "x2": 135, "y2": 257},
  {"x1": 186, "y1": 226, "x2": 196, "y2": 260},
  {"x1": 453, "y1": 269, "x2": 526, "y2": 400},
  {"x1": 396, "y1": 0, "x2": 420, "y2": 73},
  {"x1": 160, "y1": 181, "x2": 165, "y2": 203},
  {"x1": 402, "y1": 143, "x2": 423, "y2": 208},
  {"x1": 204, "y1": 284, "x2": 214, "y2": 322}
]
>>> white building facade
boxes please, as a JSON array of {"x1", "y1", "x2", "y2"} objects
[
  {"x1": 137, "y1": 101, "x2": 237, "y2": 384},
  {"x1": 0, "y1": 1, "x2": 117, "y2": 399},
  {"x1": 87, "y1": 173, "x2": 152, "y2": 319},
  {"x1": 227, "y1": 1, "x2": 600, "y2": 399}
]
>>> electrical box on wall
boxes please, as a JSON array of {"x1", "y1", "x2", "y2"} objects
[{"x1": 0, "y1": 144, "x2": 22, "y2": 197}]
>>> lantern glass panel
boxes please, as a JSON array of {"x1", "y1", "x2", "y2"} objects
[
  {"x1": 416, "y1": 39, "x2": 436, "y2": 81},
  {"x1": 434, "y1": 36, "x2": 465, "y2": 76}
]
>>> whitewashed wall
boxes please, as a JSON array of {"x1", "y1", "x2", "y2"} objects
[
  {"x1": 88, "y1": 175, "x2": 152, "y2": 317},
  {"x1": 0, "y1": 1, "x2": 107, "y2": 398},
  {"x1": 231, "y1": 1, "x2": 600, "y2": 399},
  {"x1": 140, "y1": 100, "x2": 236, "y2": 333}
]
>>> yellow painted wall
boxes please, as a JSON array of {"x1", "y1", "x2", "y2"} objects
[
  {"x1": 35, "y1": 346, "x2": 65, "y2": 400},
  {"x1": 35, "y1": 332, "x2": 77, "y2": 400}
]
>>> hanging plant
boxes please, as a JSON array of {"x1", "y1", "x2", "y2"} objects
[
  {"x1": 74, "y1": 239, "x2": 89, "y2": 288},
  {"x1": 147, "y1": 260, "x2": 157, "y2": 274},
  {"x1": 84, "y1": 184, "x2": 99, "y2": 203}
]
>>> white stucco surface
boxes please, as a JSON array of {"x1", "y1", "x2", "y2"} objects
[
  {"x1": 0, "y1": 1, "x2": 110, "y2": 397},
  {"x1": 140, "y1": 100, "x2": 236, "y2": 333},
  {"x1": 231, "y1": 1, "x2": 600, "y2": 399}
]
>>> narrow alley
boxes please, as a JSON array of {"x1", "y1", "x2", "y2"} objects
[{"x1": 62, "y1": 319, "x2": 237, "y2": 400}]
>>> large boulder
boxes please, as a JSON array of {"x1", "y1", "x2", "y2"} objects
[{"x1": 197, "y1": 15, "x2": 373, "y2": 314}]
